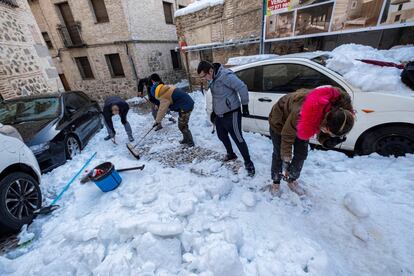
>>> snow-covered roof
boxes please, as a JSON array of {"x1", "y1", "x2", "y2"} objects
[
  {"x1": 226, "y1": 54, "x2": 279, "y2": 66},
  {"x1": 175, "y1": 0, "x2": 225, "y2": 17}
]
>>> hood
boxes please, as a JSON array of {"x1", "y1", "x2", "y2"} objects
[
  {"x1": 213, "y1": 64, "x2": 233, "y2": 82},
  {"x1": 12, "y1": 118, "x2": 58, "y2": 145}
]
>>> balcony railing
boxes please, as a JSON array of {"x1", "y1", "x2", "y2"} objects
[{"x1": 57, "y1": 22, "x2": 85, "y2": 48}]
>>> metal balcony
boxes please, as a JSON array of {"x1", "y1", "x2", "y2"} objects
[{"x1": 57, "y1": 22, "x2": 85, "y2": 48}]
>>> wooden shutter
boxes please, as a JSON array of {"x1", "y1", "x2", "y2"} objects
[
  {"x1": 163, "y1": 2, "x2": 174, "y2": 24},
  {"x1": 75, "y1": 57, "x2": 94, "y2": 79}
]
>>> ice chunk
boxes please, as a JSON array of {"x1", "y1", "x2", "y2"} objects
[
  {"x1": 134, "y1": 233, "x2": 182, "y2": 271},
  {"x1": 147, "y1": 222, "x2": 184, "y2": 237},
  {"x1": 224, "y1": 224, "x2": 244, "y2": 248},
  {"x1": 241, "y1": 192, "x2": 257, "y2": 208},
  {"x1": 343, "y1": 193, "x2": 370, "y2": 218},
  {"x1": 206, "y1": 242, "x2": 245, "y2": 276},
  {"x1": 17, "y1": 224, "x2": 35, "y2": 245},
  {"x1": 205, "y1": 180, "x2": 233, "y2": 198}
]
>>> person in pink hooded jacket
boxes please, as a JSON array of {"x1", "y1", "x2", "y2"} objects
[{"x1": 266, "y1": 86, "x2": 355, "y2": 196}]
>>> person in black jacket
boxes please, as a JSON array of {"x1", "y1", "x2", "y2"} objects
[
  {"x1": 137, "y1": 73, "x2": 176, "y2": 125},
  {"x1": 103, "y1": 96, "x2": 134, "y2": 143}
]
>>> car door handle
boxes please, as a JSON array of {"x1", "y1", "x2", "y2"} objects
[{"x1": 258, "y1": 98, "x2": 272, "y2": 102}]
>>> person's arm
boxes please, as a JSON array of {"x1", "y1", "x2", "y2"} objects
[
  {"x1": 138, "y1": 78, "x2": 148, "y2": 94},
  {"x1": 155, "y1": 98, "x2": 170, "y2": 123},
  {"x1": 226, "y1": 73, "x2": 249, "y2": 105},
  {"x1": 103, "y1": 107, "x2": 115, "y2": 136}
]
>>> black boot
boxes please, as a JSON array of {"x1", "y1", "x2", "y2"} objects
[
  {"x1": 180, "y1": 132, "x2": 194, "y2": 147},
  {"x1": 223, "y1": 153, "x2": 238, "y2": 162},
  {"x1": 104, "y1": 135, "x2": 111, "y2": 141},
  {"x1": 245, "y1": 161, "x2": 255, "y2": 177}
]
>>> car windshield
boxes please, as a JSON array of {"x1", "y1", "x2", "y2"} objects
[{"x1": 0, "y1": 97, "x2": 60, "y2": 124}]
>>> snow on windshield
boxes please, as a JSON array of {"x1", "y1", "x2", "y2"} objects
[{"x1": 325, "y1": 44, "x2": 414, "y2": 96}]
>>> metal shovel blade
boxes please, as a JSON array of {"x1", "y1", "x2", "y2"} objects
[
  {"x1": 126, "y1": 143, "x2": 141, "y2": 160},
  {"x1": 33, "y1": 205, "x2": 60, "y2": 215}
]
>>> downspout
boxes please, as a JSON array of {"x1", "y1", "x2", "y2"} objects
[
  {"x1": 124, "y1": 42, "x2": 139, "y2": 95},
  {"x1": 260, "y1": 0, "x2": 267, "y2": 54}
]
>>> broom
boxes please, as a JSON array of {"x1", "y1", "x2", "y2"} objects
[{"x1": 126, "y1": 125, "x2": 155, "y2": 159}]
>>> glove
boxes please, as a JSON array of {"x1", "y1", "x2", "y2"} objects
[
  {"x1": 137, "y1": 91, "x2": 144, "y2": 97},
  {"x1": 322, "y1": 136, "x2": 346, "y2": 149},
  {"x1": 153, "y1": 122, "x2": 163, "y2": 131},
  {"x1": 242, "y1": 105, "x2": 249, "y2": 116}
]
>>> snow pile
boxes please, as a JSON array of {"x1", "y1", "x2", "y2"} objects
[
  {"x1": 175, "y1": 79, "x2": 189, "y2": 89},
  {"x1": 1, "y1": 92, "x2": 414, "y2": 275},
  {"x1": 126, "y1": 97, "x2": 146, "y2": 105},
  {"x1": 226, "y1": 54, "x2": 278, "y2": 66},
  {"x1": 326, "y1": 44, "x2": 414, "y2": 95},
  {"x1": 175, "y1": 0, "x2": 224, "y2": 17}
]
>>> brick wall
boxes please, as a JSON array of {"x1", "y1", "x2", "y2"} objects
[{"x1": 0, "y1": 0, "x2": 62, "y2": 99}]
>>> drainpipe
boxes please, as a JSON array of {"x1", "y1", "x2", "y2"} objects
[
  {"x1": 259, "y1": 0, "x2": 267, "y2": 54},
  {"x1": 124, "y1": 42, "x2": 139, "y2": 95}
]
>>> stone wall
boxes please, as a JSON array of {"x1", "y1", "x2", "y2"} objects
[{"x1": 0, "y1": 0, "x2": 62, "y2": 99}]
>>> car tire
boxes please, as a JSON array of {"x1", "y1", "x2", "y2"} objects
[
  {"x1": 358, "y1": 125, "x2": 414, "y2": 157},
  {"x1": 0, "y1": 172, "x2": 42, "y2": 233},
  {"x1": 65, "y1": 135, "x2": 81, "y2": 160}
]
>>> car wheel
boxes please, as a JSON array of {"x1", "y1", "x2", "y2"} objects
[
  {"x1": 358, "y1": 125, "x2": 414, "y2": 157},
  {"x1": 65, "y1": 135, "x2": 81, "y2": 159},
  {"x1": 0, "y1": 172, "x2": 42, "y2": 233}
]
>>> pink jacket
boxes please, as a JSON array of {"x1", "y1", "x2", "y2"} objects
[{"x1": 297, "y1": 86, "x2": 341, "y2": 140}]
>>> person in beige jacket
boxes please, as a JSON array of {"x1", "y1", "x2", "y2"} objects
[{"x1": 150, "y1": 82, "x2": 195, "y2": 146}]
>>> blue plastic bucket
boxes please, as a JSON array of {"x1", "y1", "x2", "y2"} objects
[{"x1": 90, "y1": 162, "x2": 122, "y2": 192}]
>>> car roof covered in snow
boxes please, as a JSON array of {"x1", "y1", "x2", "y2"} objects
[{"x1": 3, "y1": 91, "x2": 85, "y2": 102}]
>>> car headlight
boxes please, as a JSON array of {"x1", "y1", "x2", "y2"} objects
[
  {"x1": 0, "y1": 124, "x2": 23, "y2": 141},
  {"x1": 30, "y1": 142, "x2": 50, "y2": 154}
]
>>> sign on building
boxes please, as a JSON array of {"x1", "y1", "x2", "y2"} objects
[{"x1": 264, "y1": 0, "x2": 414, "y2": 41}]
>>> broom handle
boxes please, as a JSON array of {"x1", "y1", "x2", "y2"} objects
[
  {"x1": 133, "y1": 125, "x2": 155, "y2": 149},
  {"x1": 117, "y1": 165, "x2": 145, "y2": 172}
]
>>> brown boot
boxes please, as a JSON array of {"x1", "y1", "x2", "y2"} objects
[
  {"x1": 270, "y1": 182, "x2": 281, "y2": 197},
  {"x1": 287, "y1": 180, "x2": 305, "y2": 196}
]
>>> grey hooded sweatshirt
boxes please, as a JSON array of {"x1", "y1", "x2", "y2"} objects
[{"x1": 208, "y1": 63, "x2": 249, "y2": 116}]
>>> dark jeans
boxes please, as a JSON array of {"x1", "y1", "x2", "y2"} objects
[
  {"x1": 270, "y1": 128, "x2": 308, "y2": 182},
  {"x1": 216, "y1": 109, "x2": 251, "y2": 164},
  {"x1": 178, "y1": 110, "x2": 193, "y2": 142}
]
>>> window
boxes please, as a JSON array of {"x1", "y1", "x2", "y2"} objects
[
  {"x1": 65, "y1": 93, "x2": 89, "y2": 111},
  {"x1": 261, "y1": 63, "x2": 339, "y2": 93},
  {"x1": 351, "y1": 0, "x2": 357, "y2": 9},
  {"x1": 105, "y1": 53, "x2": 125, "y2": 77},
  {"x1": 395, "y1": 14, "x2": 401, "y2": 22},
  {"x1": 90, "y1": 0, "x2": 109, "y2": 23},
  {"x1": 170, "y1": 50, "x2": 182, "y2": 69},
  {"x1": 74, "y1": 56, "x2": 94, "y2": 80},
  {"x1": 42, "y1": 32, "x2": 53, "y2": 49},
  {"x1": 200, "y1": 49, "x2": 213, "y2": 63},
  {"x1": 235, "y1": 68, "x2": 261, "y2": 92},
  {"x1": 179, "y1": 5, "x2": 186, "y2": 9},
  {"x1": 163, "y1": 2, "x2": 174, "y2": 24},
  {"x1": 398, "y1": 4, "x2": 403, "y2": 11}
]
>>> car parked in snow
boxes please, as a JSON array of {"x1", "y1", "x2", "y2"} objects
[
  {"x1": 0, "y1": 124, "x2": 42, "y2": 233},
  {"x1": 206, "y1": 53, "x2": 414, "y2": 156},
  {"x1": 0, "y1": 91, "x2": 102, "y2": 173}
]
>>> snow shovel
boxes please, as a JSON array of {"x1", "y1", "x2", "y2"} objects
[
  {"x1": 126, "y1": 125, "x2": 155, "y2": 159},
  {"x1": 80, "y1": 164, "x2": 145, "y2": 184},
  {"x1": 34, "y1": 152, "x2": 97, "y2": 215}
]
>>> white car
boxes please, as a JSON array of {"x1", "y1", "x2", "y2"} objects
[
  {"x1": 0, "y1": 124, "x2": 42, "y2": 233},
  {"x1": 206, "y1": 53, "x2": 414, "y2": 156}
]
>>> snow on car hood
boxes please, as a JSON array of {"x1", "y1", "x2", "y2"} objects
[{"x1": 325, "y1": 44, "x2": 414, "y2": 96}]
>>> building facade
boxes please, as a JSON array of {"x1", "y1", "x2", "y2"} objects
[
  {"x1": 175, "y1": 0, "x2": 414, "y2": 84},
  {"x1": 29, "y1": 0, "x2": 192, "y2": 102},
  {"x1": 0, "y1": 0, "x2": 62, "y2": 100}
]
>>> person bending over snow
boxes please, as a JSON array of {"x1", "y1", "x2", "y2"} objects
[
  {"x1": 266, "y1": 86, "x2": 355, "y2": 196},
  {"x1": 151, "y1": 82, "x2": 195, "y2": 147},
  {"x1": 103, "y1": 96, "x2": 134, "y2": 143}
]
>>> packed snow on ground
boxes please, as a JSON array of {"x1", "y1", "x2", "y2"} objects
[
  {"x1": 226, "y1": 54, "x2": 278, "y2": 67},
  {"x1": 326, "y1": 44, "x2": 414, "y2": 96},
  {"x1": 175, "y1": 0, "x2": 224, "y2": 17},
  {"x1": 1, "y1": 92, "x2": 414, "y2": 275}
]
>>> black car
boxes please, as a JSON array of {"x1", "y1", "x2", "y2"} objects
[{"x1": 0, "y1": 91, "x2": 102, "y2": 173}]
